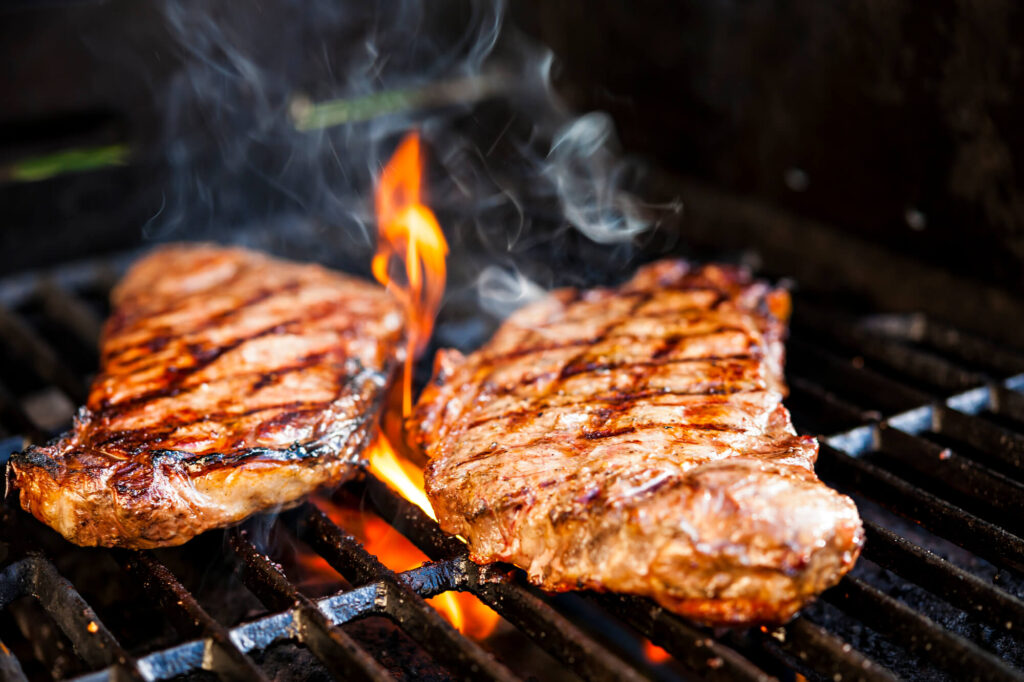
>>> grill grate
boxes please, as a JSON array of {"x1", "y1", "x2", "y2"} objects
[{"x1": 0, "y1": 252, "x2": 1022, "y2": 681}]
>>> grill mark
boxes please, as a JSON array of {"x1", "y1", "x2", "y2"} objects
[
  {"x1": 103, "y1": 296, "x2": 378, "y2": 379},
  {"x1": 90, "y1": 400, "x2": 320, "y2": 450},
  {"x1": 97, "y1": 299, "x2": 370, "y2": 413},
  {"x1": 438, "y1": 272, "x2": 782, "y2": 473},
  {"x1": 478, "y1": 324, "x2": 747, "y2": 367},
  {"x1": 579, "y1": 291, "x2": 677, "y2": 437},
  {"x1": 91, "y1": 358, "x2": 343, "y2": 448},
  {"x1": 582, "y1": 426, "x2": 637, "y2": 440},
  {"x1": 103, "y1": 279, "x2": 304, "y2": 358},
  {"x1": 557, "y1": 353, "x2": 754, "y2": 382},
  {"x1": 457, "y1": 420, "x2": 747, "y2": 464},
  {"x1": 105, "y1": 263, "x2": 255, "y2": 332},
  {"x1": 85, "y1": 354, "x2": 385, "y2": 457},
  {"x1": 463, "y1": 386, "x2": 762, "y2": 430}
]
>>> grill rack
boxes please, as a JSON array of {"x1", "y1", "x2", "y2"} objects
[{"x1": 0, "y1": 252, "x2": 1021, "y2": 681}]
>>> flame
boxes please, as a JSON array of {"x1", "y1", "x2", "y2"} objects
[
  {"x1": 363, "y1": 132, "x2": 498, "y2": 639},
  {"x1": 372, "y1": 131, "x2": 448, "y2": 415},
  {"x1": 308, "y1": 495, "x2": 499, "y2": 639},
  {"x1": 643, "y1": 640, "x2": 671, "y2": 664}
]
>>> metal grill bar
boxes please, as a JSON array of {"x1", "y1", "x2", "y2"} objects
[
  {"x1": 0, "y1": 555, "x2": 141, "y2": 680},
  {"x1": 818, "y1": 443, "x2": 1024, "y2": 570},
  {"x1": 787, "y1": 375, "x2": 877, "y2": 426},
  {"x1": 826, "y1": 576, "x2": 1021, "y2": 682},
  {"x1": 745, "y1": 618, "x2": 899, "y2": 682},
  {"x1": 793, "y1": 306, "x2": 985, "y2": 391},
  {"x1": 787, "y1": 337, "x2": 933, "y2": 411},
  {"x1": 0, "y1": 380, "x2": 45, "y2": 443},
  {"x1": 934, "y1": 405, "x2": 1024, "y2": 474},
  {"x1": 296, "y1": 505, "x2": 521, "y2": 682},
  {"x1": 862, "y1": 521, "x2": 1024, "y2": 633},
  {"x1": 35, "y1": 279, "x2": 103, "y2": 354},
  {"x1": 590, "y1": 594, "x2": 773, "y2": 682},
  {"x1": 362, "y1": 477, "x2": 664, "y2": 682},
  {"x1": 874, "y1": 423, "x2": 1024, "y2": 528},
  {"x1": 229, "y1": 531, "x2": 393, "y2": 682},
  {"x1": 857, "y1": 314, "x2": 1024, "y2": 376},
  {"x1": 993, "y1": 377, "x2": 1024, "y2": 423},
  {"x1": 0, "y1": 305, "x2": 88, "y2": 404},
  {"x1": 116, "y1": 551, "x2": 268, "y2": 682}
]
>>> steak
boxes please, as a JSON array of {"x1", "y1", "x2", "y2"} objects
[
  {"x1": 8, "y1": 244, "x2": 404, "y2": 549},
  {"x1": 412, "y1": 260, "x2": 863, "y2": 625}
]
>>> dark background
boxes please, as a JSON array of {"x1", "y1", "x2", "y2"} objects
[{"x1": 2, "y1": 0, "x2": 1022, "y2": 294}]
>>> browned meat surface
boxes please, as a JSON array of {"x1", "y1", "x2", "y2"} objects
[
  {"x1": 412, "y1": 260, "x2": 863, "y2": 625},
  {"x1": 9, "y1": 244, "x2": 404, "y2": 549}
]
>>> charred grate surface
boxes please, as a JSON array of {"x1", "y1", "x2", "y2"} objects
[{"x1": 0, "y1": 252, "x2": 1021, "y2": 681}]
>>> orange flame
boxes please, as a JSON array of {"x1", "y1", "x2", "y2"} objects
[
  {"x1": 366, "y1": 132, "x2": 498, "y2": 639},
  {"x1": 372, "y1": 131, "x2": 448, "y2": 416},
  {"x1": 366, "y1": 430, "x2": 434, "y2": 521},
  {"x1": 643, "y1": 640, "x2": 671, "y2": 664},
  {"x1": 309, "y1": 495, "x2": 499, "y2": 640}
]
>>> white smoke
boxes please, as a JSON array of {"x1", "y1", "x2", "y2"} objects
[
  {"x1": 476, "y1": 264, "x2": 547, "y2": 318},
  {"x1": 547, "y1": 112, "x2": 653, "y2": 244},
  {"x1": 149, "y1": 0, "x2": 674, "y2": 303}
]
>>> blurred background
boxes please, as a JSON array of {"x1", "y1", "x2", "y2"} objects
[{"x1": 1, "y1": 0, "x2": 1021, "y2": 309}]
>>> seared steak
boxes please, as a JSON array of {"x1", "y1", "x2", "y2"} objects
[
  {"x1": 9, "y1": 244, "x2": 404, "y2": 548},
  {"x1": 412, "y1": 260, "x2": 863, "y2": 625}
]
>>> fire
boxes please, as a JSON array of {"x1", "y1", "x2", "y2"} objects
[
  {"x1": 364, "y1": 131, "x2": 498, "y2": 639},
  {"x1": 310, "y1": 495, "x2": 499, "y2": 640},
  {"x1": 365, "y1": 431, "x2": 434, "y2": 521},
  {"x1": 643, "y1": 639, "x2": 671, "y2": 664},
  {"x1": 372, "y1": 131, "x2": 448, "y2": 415}
]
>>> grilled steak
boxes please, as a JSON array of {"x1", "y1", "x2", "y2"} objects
[
  {"x1": 412, "y1": 260, "x2": 863, "y2": 625},
  {"x1": 9, "y1": 244, "x2": 404, "y2": 549}
]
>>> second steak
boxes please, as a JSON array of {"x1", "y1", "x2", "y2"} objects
[{"x1": 412, "y1": 260, "x2": 863, "y2": 625}]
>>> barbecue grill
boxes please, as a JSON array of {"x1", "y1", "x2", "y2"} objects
[
  {"x1": 0, "y1": 232, "x2": 1021, "y2": 681},
  {"x1": 3, "y1": 1, "x2": 1024, "y2": 680}
]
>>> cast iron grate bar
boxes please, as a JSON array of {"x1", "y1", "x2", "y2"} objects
[
  {"x1": 933, "y1": 404, "x2": 1024, "y2": 475},
  {"x1": 787, "y1": 337, "x2": 933, "y2": 411},
  {"x1": 228, "y1": 530, "x2": 394, "y2": 682},
  {"x1": 993, "y1": 378, "x2": 1024, "y2": 423},
  {"x1": 861, "y1": 521, "x2": 1024, "y2": 634},
  {"x1": 742, "y1": 618, "x2": 899, "y2": 682},
  {"x1": 0, "y1": 555, "x2": 142, "y2": 680},
  {"x1": 873, "y1": 423, "x2": 1024, "y2": 530},
  {"x1": 588, "y1": 593, "x2": 775, "y2": 682},
  {"x1": 294, "y1": 504, "x2": 523, "y2": 682},
  {"x1": 0, "y1": 304, "x2": 88, "y2": 404},
  {"x1": 361, "y1": 476, "x2": 675, "y2": 682},
  {"x1": 35, "y1": 279, "x2": 103, "y2": 355},
  {"x1": 115, "y1": 551, "x2": 268, "y2": 682},
  {"x1": 793, "y1": 305, "x2": 986, "y2": 392},
  {"x1": 0, "y1": 378, "x2": 46, "y2": 444},
  {"x1": 825, "y1": 575, "x2": 1021, "y2": 682},
  {"x1": 817, "y1": 442, "x2": 1024, "y2": 570},
  {"x1": 856, "y1": 314, "x2": 1024, "y2": 376}
]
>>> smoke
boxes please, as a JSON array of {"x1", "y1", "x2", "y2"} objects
[
  {"x1": 547, "y1": 112, "x2": 652, "y2": 244},
  {"x1": 476, "y1": 264, "x2": 547, "y2": 319},
  {"x1": 150, "y1": 0, "x2": 671, "y2": 308}
]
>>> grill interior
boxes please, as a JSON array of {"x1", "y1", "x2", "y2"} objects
[{"x1": 0, "y1": 248, "x2": 1022, "y2": 682}]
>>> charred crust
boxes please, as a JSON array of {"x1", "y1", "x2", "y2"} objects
[{"x1": 9, "y1": 447, "x2": 62, "y2": 478}]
